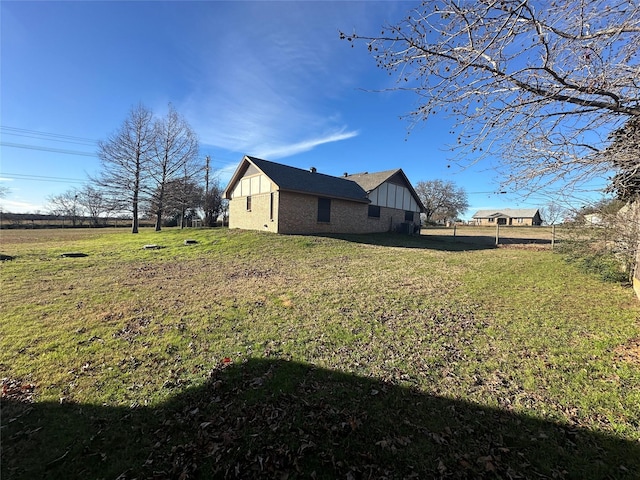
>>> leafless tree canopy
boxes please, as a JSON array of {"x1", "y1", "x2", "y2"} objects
[
  {"x1": 95, "y1": 104, "x2": 202, "y2": 233},
  {"x1": 342, "y1": 0, "x2": 640, "y2": 195},
  {"x1": 539, "y1": 201, "x2": 567, "y2": 225},
  {"x1": 46, "y1": 190, "x2": 81, "y2": 226},
  {"x1": 95, "y1": 104, "x2": 155, "y2": 233},
  {"x1": 150, "y1": 104, "x2": 199, "y2": 231},
  {"x1": 414, "y1": 179, "x2": 469, "y2": 222}
]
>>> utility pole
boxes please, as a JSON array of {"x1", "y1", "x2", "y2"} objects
[{"x1": 204, "y1": 155, "x2": 211, "y2": 227}]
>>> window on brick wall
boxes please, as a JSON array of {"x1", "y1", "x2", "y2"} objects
[
  {"x1": 317, "y1": 197, "x2": 331, "y2": 222},
  {"x1": 404, "y1": 210, "x2": 414, "y2": 222},
  {"x1": 246, "y1": 196, "x2": 252, "y2": 211},
  {"x1": 368, "y1": 205, "x2": 380, "y2": 218}
]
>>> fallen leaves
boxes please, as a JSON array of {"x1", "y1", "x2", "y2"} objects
[
  {"x1": 1, "y1": 378, "x2": 36, "y2": 403},
  {"x1": 614, "y1": 337, "x2": 640, "y2": 364}
]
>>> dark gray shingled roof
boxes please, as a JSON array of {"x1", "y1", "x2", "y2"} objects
[{"x1": 246, "y1": 156, "x2": 370, "y2": 203}]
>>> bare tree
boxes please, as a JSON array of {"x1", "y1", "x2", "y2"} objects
[
  {"x1": 95, "y1": 104, "x2": 155, "y2": 234},
  {"x1": 150, "y1": 104, "x2": 199, "y2": 231},
  {"x1": 415, "y1": 179, "x2": 468, "y2": 224},
  {"x1": 0, "y1": 185, "x2": 9, "y2": 199},
  {"x1": 76, "y1": 185, "x2": 109, "y2": 227},
  {"x1": 539, "y1": 202, "x2": 567, "y2": 226},
  {"x1": 47, "y1": 190, "x2": 81, "y2": 226},
  {"x1": 203, "y1": 155, "x2": 223, "y2": 227},
  {"x1": 161, "y1": 175, "x2": 203, "y2": 228},
  {"x1": 341, "y1": 1, "x2": 640, "y2": 196}
]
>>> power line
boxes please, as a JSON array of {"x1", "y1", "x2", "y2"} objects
[
  {"x1": 1, "y1": 125, "x2": 239, "y2": 169},
  {"x1": 1, "y1": 126, "x2": 99, "y2": 145},
  {"x1": 1, "y1": 172, "x2": 87, "y2": 184},
  {"x1": 0, "y1": 142, "x2": 98, "y2": 157}
]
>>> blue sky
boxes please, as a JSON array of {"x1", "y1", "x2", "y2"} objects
[{"x1": 1, "y1": 0, "x2": 565, "y2": 219}]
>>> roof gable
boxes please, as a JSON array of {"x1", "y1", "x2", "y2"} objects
[
  {"x1": 347, "y1": 169, "x2": 425, "y2": 212},
  {"x1": 224, "y1": 156, "x2": 369, "y2": 203}
]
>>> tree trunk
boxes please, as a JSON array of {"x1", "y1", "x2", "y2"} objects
[{"x1": 132, "y1": 190, "x2": 139, "y2": 234}]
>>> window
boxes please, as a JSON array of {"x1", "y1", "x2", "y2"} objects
[
  {"x1": 488, "y1": 218, "x2": 495, "y2": 223},
  {"x1": 368, "y1": 205, "x2": 380, "y2": 218},
  {"x1": 404, "y1": 211, "x2": 414, "y2": 222},
  {"x1": 517, "y1": 217, "x2": 523, "y2": 224},
  {"x1": 269, "y1": 192, "x2": 274, "y2": 220},
  {"x1": 246, "y1": 196, "x2": 252, "y2": 211},
  {"x1": 317, "y1": 197, "x2": 331, "y2": 222}
]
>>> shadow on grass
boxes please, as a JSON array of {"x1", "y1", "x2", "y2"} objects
[
  {"x1": 3, "y1": 359, "x2": 638, "y2": 479},
  {"x1": 319, "y1": 232, "x2": 496, "y2": 252}
]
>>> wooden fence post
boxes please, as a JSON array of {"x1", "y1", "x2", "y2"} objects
[
  {"x1": 551, "y1": 225, "x2": 556, "y2": 250},
  {"x1": 495, "y1": 224, "x2": 500, "y2": 246}
]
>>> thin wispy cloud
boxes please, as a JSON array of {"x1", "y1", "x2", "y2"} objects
[
  {"x1": 180, "y1": 2, "x2": 360, "y2": 158},
  {"x1": 257, "y1": 128, "x2": 360, "y2": 159}
]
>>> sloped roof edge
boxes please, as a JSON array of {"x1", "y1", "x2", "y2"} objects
[{"x1": 472, "y1": 208, "x2": 540, "y2": 218}]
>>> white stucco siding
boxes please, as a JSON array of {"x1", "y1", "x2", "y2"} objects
[
  {"x1": 369, "y1": 188, "x2": 378, "y2": 205},
  {"x1": 369, "y1": 184, "x2": 419, "y2": 212},
  {"x1": 403, "y1": 188, "x2": 411, "y2": 210},
  {"x1": 387, "y1": 184, "x2": 396, "y2": 208},
  {"x1": 395, "y1": 186, "x2": 404, "y2": 209},
  {"x1": 411, "y1": 196, "x2": 418, "y2": 212},
  {"x1": 250, "y1": 176, "x2": 260, "y2": 195},
  {"x1": 231, "y1": 174, "x2": 272, "y2": 199},
  {"x1": 260, "y1": 177, "x2": 271, "y2": 194},
  {"x1": 377, "y1": 183, "x2": 388, "y2": 207}
]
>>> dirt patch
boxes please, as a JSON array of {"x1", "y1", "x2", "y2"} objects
[
  {"x1": 113, "y1": 316, "x2": 152, "y2": 340},
  {"x1": 614, "y1": 338, "x2": 640, "y2": 364}
]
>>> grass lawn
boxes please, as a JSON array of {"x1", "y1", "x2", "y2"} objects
[{"x1": 1, "y1": 227, "x2": 639, "y2": 479}]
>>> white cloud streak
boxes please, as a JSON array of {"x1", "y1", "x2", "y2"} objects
[{"x1": 178, "y1": 2, "x2": 361, "y2": 159}]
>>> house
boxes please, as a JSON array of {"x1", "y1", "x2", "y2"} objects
[
  {"x1": 582, "y1": 213, "x2": 605, "y2": 226},
  {"x1": 472, "y1": 208, "x2": 543, "y2": 226},
  {"x1": 223, "y1": 156, "x2": 425, "y2": 234}
]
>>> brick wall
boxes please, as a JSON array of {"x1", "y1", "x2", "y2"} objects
[
  {"x1": 228, "y1": 191, "x2": 279, "y2": 233},
  {"x1": 229, "y1": 190, "x2": 421, "y2": 235},
  {"x1": 277, "y1": 191, "x2": 419, "y2": 234}
]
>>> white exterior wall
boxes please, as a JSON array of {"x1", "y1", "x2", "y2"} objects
[
  {"x1": 369, "y1": 183, "x2": 419, "y2": 213},
  {"x1": 232, "y1": 174, "x2": 272, "y2": 199}
]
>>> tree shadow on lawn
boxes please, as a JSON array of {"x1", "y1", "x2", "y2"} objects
[
  {"x1": 320, "y1": 232, "x2": 496, "y2": 252},
  {"x1": 3, "y1": 359, "x2": 638, "y2": 479}
]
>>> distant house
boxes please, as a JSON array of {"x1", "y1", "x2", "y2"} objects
[
  {"x1": 223, "y1": 156, "x2": 425, "y2": 234},
  {"x1": 472, "y1": 208, "x2": 543, "y2": 226},
  {"x1": 582, "y1": 213, "x2": 605, "y2": 226}
]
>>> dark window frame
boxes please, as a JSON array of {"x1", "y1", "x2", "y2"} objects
[
  {"x1": 269, "y1": 192, "x2": 274, "y2": 220},
  {"x1": 368, "y1": 205, "x2": 381, "y2": 218},
  {"x1": 246, "y1": 196, "x2": 252, "y2": 211},
  {"x1": 317, "y1": 197, "x2": 331, "y2": 223},
  {"x1": 404, "y1": 210, "x2": 414, "y2": 222}
]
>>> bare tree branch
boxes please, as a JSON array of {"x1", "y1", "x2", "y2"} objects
[{"x1": 342, "y1": 0, "x2": 640, "y2": 195}]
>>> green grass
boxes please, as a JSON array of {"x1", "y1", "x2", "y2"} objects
[{"x1": 1, "y1": 227, "x2": 639, "y2": 478}]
